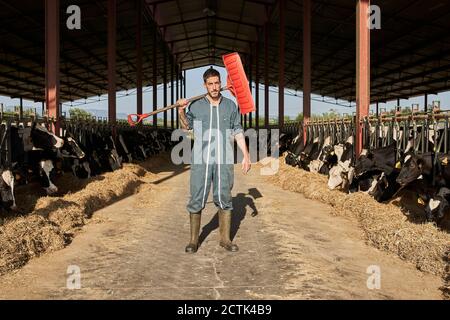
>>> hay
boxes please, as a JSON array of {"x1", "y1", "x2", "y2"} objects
[
  {"x1": 0, "y1": 215, "x2": 66, "y2": 273},
  {"x1": 0, "y1": 157, "x2": 158, "y2": 276},
  {"x1": 266, "y1": 158, "x2": 450, "y2": 293}
]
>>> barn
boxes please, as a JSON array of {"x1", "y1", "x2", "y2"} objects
[{"x1": 0, "y1": 0, "x2": 448, "y2": 301}]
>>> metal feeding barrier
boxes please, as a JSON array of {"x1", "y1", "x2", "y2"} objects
[
  {"x1": 302, "y1": 101, "x2": 450, "y2": 159},
  {"x1": 304, "y1": 114, "x2": 355, "y2": 147}
]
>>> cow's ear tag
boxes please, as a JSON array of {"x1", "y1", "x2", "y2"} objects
[
  {"x1": 395, "y1": 161, "x2": 401, "y2": 169},
  {"x1": 331, "y1": 151, "x2": 335, "y2": 155},
  {"x1": 417, "y1": 197, "x2": 425, "y2": 205},
  {"x1": 442, "y1": 157, "x2": 448, "y2": 166}
]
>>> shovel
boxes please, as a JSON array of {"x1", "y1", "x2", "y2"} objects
[{"x1": 127, "y1": 52, "x2": 255, "y2": 126}]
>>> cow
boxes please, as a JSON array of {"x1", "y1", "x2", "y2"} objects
[
  {"x1": 425, "y1": 187, "x2": 450, "y2": 224},
  {"x1": 327, "y1": 135, "x2": 355, "y2": 191},
  {"x1": 9, "y1": 123, "x2": 65, "y2": 195},
  {"x1": 396, "y1": 152, "x2": 450, "y2": 187},
  {"x1": 0, "y1": 168, "x2": 17, "y2": 211},
  {"x1": 354, "y1": 142, "x2": 397, "y2": 177},
  {"x1": 285, "y1": 133, "x2": 305, "y2": 166}
]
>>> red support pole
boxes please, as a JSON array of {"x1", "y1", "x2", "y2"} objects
[
  {"x1": 170, "y1": 54, "x2": 174, "y2": 129},
  {"x1": 136, "y1": 0, "x2": 143, "y2": 117},
  {"x1": 19, "y1": 97, "x2": 23, "y2": 120},
  {"x1": 278, "y1": 0, "x2": 285, "y2": 129},
  {"x1": 303, "y1": 0, "x2": 311, "y2": 143},
  {"x1": 176, "y1": 62, "x2": 179, "y2": 128},
  {"x1": 108, "y1": 0, "x2": 117, "y2": 125},
  {"x1": 243, "y1": 54, "x2": 248, "y2": 130},
  {"x1": 45, "y1": 0, "x2": 60, "y2": 134},
  {"x1": 163, "y1": 49, "x2": 167, "y2": 128},
  {"x1": 153, "y1": 24, "x2": 157, "y2": 127},
  {"x1": 183, "y1": 69, "x2": 186, "y2": 98},
  {"x1": 356, "y1": 0, "x2": 370, "y2": 156},
  {"x1": 255, "y1": 40, "x2": 260, "y2": 130},
  {"x1": 249, "y1": 47, "x2": 253, "y2": 128},
  {"x1": 264, "y1": 22, "x2": 269, "y2": 128}
]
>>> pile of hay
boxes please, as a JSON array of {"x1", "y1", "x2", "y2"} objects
[
  {"x1": 444, "y1": 250, "x2": 450, "y2": 299},
  {"x1": 266, "y1": 158, "x2": 450, "y2": 294},
  {"x1": 0, "y1": 159, "x2": 158, "y2": 276}
]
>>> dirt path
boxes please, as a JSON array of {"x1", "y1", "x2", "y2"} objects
[{"x1": 0, "y1": 158, "x2": 444, "y2": 299}]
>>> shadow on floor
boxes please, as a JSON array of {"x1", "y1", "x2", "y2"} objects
[{"x1": 198, "y1": 189, "x2": 261, "y2": 247}]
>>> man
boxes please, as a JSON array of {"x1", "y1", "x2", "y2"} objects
[{"x1": 177, "y1": 68, "x2": 251, "y2": 253}]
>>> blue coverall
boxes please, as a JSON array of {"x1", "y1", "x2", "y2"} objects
[{"x1": 185, "y1": 95, "x2": 243, "y2": 213}]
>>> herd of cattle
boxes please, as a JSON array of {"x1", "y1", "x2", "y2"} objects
[
  {"x1": 0, "y1": 120, "x2": 175, "y2": 211},
  {"x1": 283, "y1": 125, "x2": 450, "y2": 226}
]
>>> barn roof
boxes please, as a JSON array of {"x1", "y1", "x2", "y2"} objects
[{"x1": 1, "y1": 0, "x2": 449, "y2": 104}]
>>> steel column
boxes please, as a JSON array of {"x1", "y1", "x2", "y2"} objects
[
  {"x1": 170, "y1": 55, "x2": 174, "y2": 129},
  {"x1": 183, "y1": 69, "x2": 186, "y2": 99},
  {"x1": 136, "y1": 0, "x2": 143, "y2": 117},
  {"x1": 425, "y1": 93, "x2": 428, "y2": 112},
  {"x1": 244, "y1": 54, "x2": 248, "y2": 130},
  {"x1": 176, "y1": 62, "x2": 179, "y2": 128},
  {"x1": 255, "y1": 40, "x2": 260, "y2": 130},
  {"x1": 19, "y1": 97, "x2": 23, "y2": 120},
  {"x1": 45, "y1": 0, "x2": 60, "y2": 133},
  {"x1": 107, "y1": 0, "x2": 117, "y2": 124},
  {"x1": 249, "y1": 48, "x2": 253, "y2": 128},
  {"x1": 264, "y1": 22, "x2": 269, "y2": 128},
  {"x1": 278, "y1": 0, "x2": 285, "y2": 128},
  {"x1": 163, "y1": 50, "x2": 167, "y2": 128},
  {"x1": 355, "y1": 0, "x2": 370, "y2": 156},
  {"x1": 303, "y1": 0, "x2": 311, "y2": 143},
  {"x1": 153, "y1": 23, "x2": 157, "y2": 127}
]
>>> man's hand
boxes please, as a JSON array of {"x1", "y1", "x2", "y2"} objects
[
  {"x1": 242, "y1": 155, "x2": 251, "y2": 174},
  {"x1": 177, "y1": 98, "x2": 189, "y2": 112}
]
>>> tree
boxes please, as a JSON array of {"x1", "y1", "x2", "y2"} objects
[
  {"x1": 295, "y1": 113, "x2": 304, "y2": 122},
  {"x1": 69, "y1": 108, "x2": 93, "y2": 119}
]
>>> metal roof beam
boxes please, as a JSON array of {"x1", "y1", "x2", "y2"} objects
[{"x1": 320, "y1": 48, "x2": 450, "y2": 97}]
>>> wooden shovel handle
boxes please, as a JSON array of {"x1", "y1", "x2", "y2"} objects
[{"x1": 127, "y1": 87, "x2": 228, "y2": 126}]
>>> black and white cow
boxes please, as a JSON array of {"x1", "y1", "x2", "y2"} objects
[
  {"x1": 327, "y1": 136, "x2": 355, "y2": 190},
  {"x1": 0, "y1": 167, "x2": 17, "y2": 211},
  {"x1": 9, "y1": 123, "x2": 65, "y2": 195},
  {"x1": 425, "y1": 187, "x2": 450, "y2": 223}
]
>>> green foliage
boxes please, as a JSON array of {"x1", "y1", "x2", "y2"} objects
[
  {"x1": 295, "y1": 113, "x2": 304, "y2": 122},
  {"x1": 69, "y1": 108, "x2": 93, "y2": 119}
]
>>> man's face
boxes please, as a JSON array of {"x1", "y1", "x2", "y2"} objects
[{"x1": 204, "y1": 76, "x2": 221, "y2": 99}]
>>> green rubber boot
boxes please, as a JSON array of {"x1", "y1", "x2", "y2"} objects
[
  {"x1": 218, "y1": 209, "x2": 239, "y2": 252},
  {"x1": 185, "y1": 212, "x2": 201, "y2": 253}
]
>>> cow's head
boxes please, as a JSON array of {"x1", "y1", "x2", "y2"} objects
[
  {"x1": 425, "y1": 187, "x2": 450, "y2": 223},
  {"x1": 396, "y1": 154, "x2": 423, "y2": 186},
  {"x1": 31, "y1": 123, "x2": 64, "y2": 150},
  {"x1": 354, "y1": 150, "x2": 374, "y2": 176},
  {"x1": 62, "y1": 134, "x2": 85, "y2": 159}
]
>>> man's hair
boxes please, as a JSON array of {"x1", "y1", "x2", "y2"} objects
[{"x1": 203, "y1": 67, "x2": 221, "y2": 83}]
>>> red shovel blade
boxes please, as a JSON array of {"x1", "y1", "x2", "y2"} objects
[
  {"x1": 222, "y1": 52, "x2": 255, "y2": 115},
  {"x1": 128, "y1": 113, "x2": 149, "y2": 126}
]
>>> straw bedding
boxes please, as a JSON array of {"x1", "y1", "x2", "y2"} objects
[
  {"x1": 0, "y1": 158, "x2": 159, "y2": 276},
  {"x1": 267, "y1": 157, "x2": 450, "y2": 297}
]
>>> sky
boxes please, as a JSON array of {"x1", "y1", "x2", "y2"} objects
[{"x1": 1, "y1": 65, "x2": 450, "y2": 121}]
